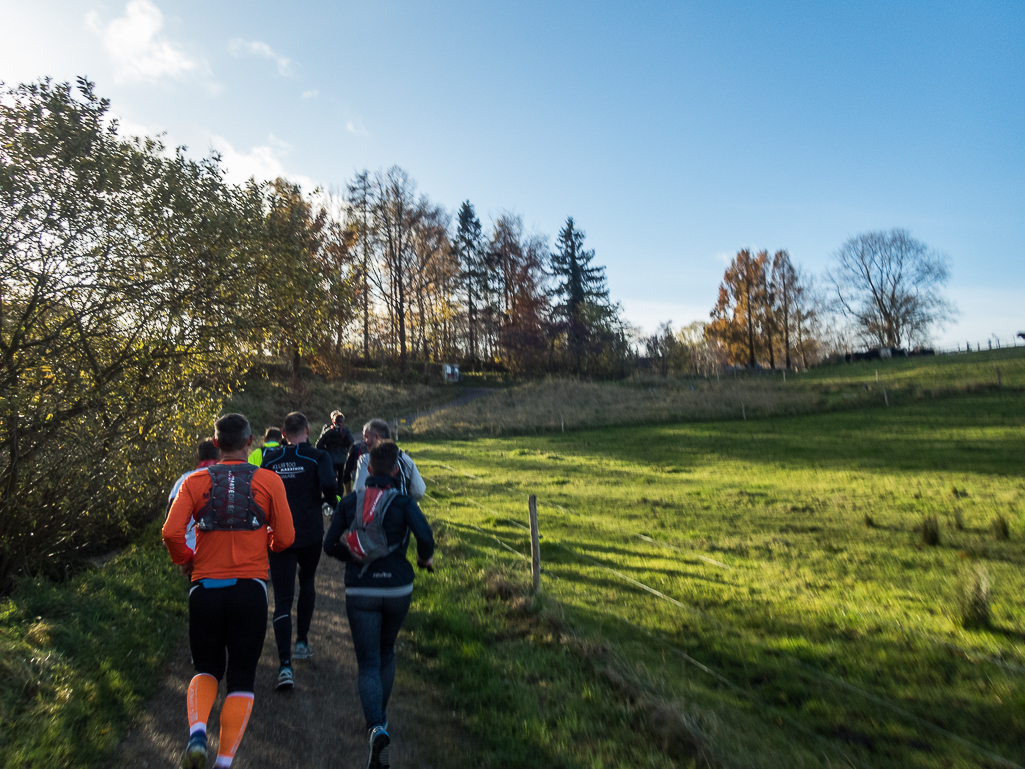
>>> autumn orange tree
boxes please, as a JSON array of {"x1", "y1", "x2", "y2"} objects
[
  {"x1": 706, "y1": 248, "x2": 817, "y2": 368},
  {"x1": 707, "y1": 249, "x2": 767, "y2": 367}
]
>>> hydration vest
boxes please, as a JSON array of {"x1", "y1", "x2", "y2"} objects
[
  {"x1": 343, "y1": 487, "x2": 403, "y2": 574},
  {"x1": 194, "y1": 464, "x2": 268, "y2": 532}
]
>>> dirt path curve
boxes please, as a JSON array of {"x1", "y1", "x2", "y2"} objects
[
  {"x1": 118, "y1": 553, "x2": 438, "y2": 769},
  {"x1": 403, "y1": 387, "x2": 495, "y2": 427}
]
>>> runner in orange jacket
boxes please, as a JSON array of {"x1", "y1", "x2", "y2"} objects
[{"x1": 163, "y1": 413, "x2": 294, "y2": 769}]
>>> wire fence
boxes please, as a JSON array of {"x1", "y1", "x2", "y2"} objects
[
  {"x1": 935, "y1": 332, "x2": 1024, "y2": 355},
  {"x1": 417, "y1": 464, "x2": 1025, "y2": 769}
]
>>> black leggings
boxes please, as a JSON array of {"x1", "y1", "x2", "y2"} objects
[
  {"x1": 189, "y1": 579, "x2": 268, "y2": 693},
  {"x1": 269, "y1": 542, "x2": 322, "y2": 662}
]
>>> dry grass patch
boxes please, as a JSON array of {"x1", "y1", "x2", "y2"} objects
[{"x1": 411, "y1": 378, "x2": 816, "y2": 438}]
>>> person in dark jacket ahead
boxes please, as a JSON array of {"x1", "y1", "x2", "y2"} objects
[
  {"x1": 324, "y1": 439, "x2": 434, "y2": 769},
  {"x1": 262, "y1": 411, "x2": 339, "y2": 691},
  {"x1": 316, "y1": 409, "x2": 354, "y2": 487}
]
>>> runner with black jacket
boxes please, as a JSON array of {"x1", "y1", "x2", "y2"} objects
[
  {"x1": 262, "y1": 411, "x2": 339, "y2": 691},
  {"x1": 323, "y1": 440, "x2": 434, "y2": 769},
  {"x1": 316, "y1": 409, "x2": 354, "y2": 487}
]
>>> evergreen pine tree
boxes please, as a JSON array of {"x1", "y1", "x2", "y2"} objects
[
  {"x1": 453, "y1": 201, "x2": 486, "y2": 365},
  {"x1": 550, "y1": 217, "x2": 611, "y2": 369}
]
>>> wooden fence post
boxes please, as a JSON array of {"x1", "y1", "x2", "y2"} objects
[{"x1": 529, "y1": 494, "x2": 541, "y2": 594}]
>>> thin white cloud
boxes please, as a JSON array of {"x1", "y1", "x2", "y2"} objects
[
  {"x1": 266, "y1": 134, "x2": 292, "y2": 150},
  {"x1": 209, "y1": 134, "x2": 316, "y2": 192},
  {"x1": 107, "y1": 113, "x2": 179, "y2": 158},
  {"x1": 301, "y1": 89, "x2": 319, "y2": 99},
  {"x1": 106, "y1": 112, "x2": 154, "y2": 140},
  {"x1": 346, "y1": 120, "x2": 369, "y2": 137},
  {"x1": 228, "y1": 38, "x2": 293, "y2": 76},
  {"x1": 714, "y1": 251, "x2": 733, "y2": 266},
  {"x1": 87, "y1": 0, "x2": 206, "y2": 84}
]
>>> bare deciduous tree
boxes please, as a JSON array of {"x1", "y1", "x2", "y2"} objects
[{"x1": 826, "y1": 229, "x2": 956, "y2": 349}]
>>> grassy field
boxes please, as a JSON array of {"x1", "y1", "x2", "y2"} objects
[
  {"x1": 0, "y1": 522, "x2": 189, "y2": 768},
  {"x1": 402, "y1": 389, "x2": 1025, "y2": 768},
  {"x1": 410, "y1": 347, "x2": 1025, "y2": 439},
  {"x1": 799, "y1": 347, "x2": 1025, "y2": 390},
  {"x1": 2, "y1": 351, "x2": 1021, "y2": 767}
]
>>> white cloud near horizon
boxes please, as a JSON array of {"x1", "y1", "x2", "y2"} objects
[
  {"x1": 302, "y1": 89, "x2": 319, "y2": 99},
  {"x1": 228, "y1": 38, "x2": 293, "y2": 76},
  {"x1": 209, "y1": 134, "x2": 317, "y2": 192},
  {"x1": 87, "y1": 0, "x2": 206, "y2": 84},
  {"x1": 619, "y1": 298, "x2": 710, "y2": 337},
  {"x1": 106, "y1": 112, "x2": 158, "y2": 142}
]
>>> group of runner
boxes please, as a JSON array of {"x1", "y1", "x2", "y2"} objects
[{"x1": 162, "y1": 409, "x2": 433, "y2": 769}]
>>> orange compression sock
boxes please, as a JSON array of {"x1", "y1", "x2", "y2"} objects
[
  {"x1": 214, "y1": 692, "x2": 254, "y2": 767},
  {"x1": 186, "y1": 674, "x2": 218, "y2": 735}
]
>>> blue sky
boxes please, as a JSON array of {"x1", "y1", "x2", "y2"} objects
[{"x1": 3, "y1": 0, "x2": 1022, "y2": 349}]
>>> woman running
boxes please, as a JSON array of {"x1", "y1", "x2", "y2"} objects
[{"x1": 323, "y1": 439, "x2": 434, "y2": 769}]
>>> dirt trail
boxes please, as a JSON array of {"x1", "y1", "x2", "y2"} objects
[
  {"x1": 118, "y1": 553, "x2": 442, "y2": 769},
  {"x1": 402, "y1": 388, "x2": 495, "y2": 427}
]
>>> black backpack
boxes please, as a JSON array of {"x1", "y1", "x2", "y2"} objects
[{"x1": 194, "y1": 464, "x2": 268, "y2": 532}]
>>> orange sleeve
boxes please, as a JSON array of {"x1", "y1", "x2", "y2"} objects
[
  {"x1": 163, "y1": 472, "x2": 208, "y2": 564},
  {"x1": 259, "y1": 469, "x2": 294, "y2": 552}
]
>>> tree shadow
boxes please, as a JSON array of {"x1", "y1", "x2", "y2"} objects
[{"x1": 525, "y1": 394, "x2": 1025, "y2": 479}]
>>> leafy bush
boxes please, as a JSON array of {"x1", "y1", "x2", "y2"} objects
[{"x1": 0, "y1": 79, "x2": 264, "y2": 587}]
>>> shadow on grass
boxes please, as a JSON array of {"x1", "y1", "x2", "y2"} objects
[
  {"x1": 564, "y1": 597, "x2": 1025, "y2": 768},
  {"x1": 0, "y1": 522, "x2": 188, "y2": 768},
  {"x1": 424, "y1": 394, "x2": 1025, "y2": 481}
]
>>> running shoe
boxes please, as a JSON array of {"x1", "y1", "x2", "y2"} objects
[
  {"x1": 181, "y1": 731, "x2": 207, "y2": 769},
  {"x1": 367, "y1": 725, "x2": 391, "y2": 769},
  {"x1": 292, "y1": 640, "x2": 314, "y2": 660},
  {"x1": 276, "y1": 664, "x2": 294, "y2": 691}
]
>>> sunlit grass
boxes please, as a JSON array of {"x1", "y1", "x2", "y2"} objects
[
  {"x1": 405, "y1": 391, "x2": 1025, "y2": 767},
  {"x1": 410, "y1": 347, "x2": 1025, "y2": 439},
  {"x1": 0, "y1": 522, "x2": 188, "y2": 768}
]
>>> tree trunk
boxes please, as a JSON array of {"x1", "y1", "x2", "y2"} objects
[
  {"x1": 362, "y1": 248, "x2": 370, "y2": 360},
  {"x1": 745, "y1": 281, "x2": 756, "y2": 368}
]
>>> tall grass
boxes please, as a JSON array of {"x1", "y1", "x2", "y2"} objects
[
  {"x1": 0, "y1": 521, "x2": 188, "y2": 768},
  {"x1": 226, "y1": 377, "x2": 460, "y2": 436},
  {"x1": 411, "y1": 378, "x2": 817, "y2": 438},
  {"x1": 410, "y1": 348, "x2": 1025, "y2": 438}
]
